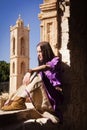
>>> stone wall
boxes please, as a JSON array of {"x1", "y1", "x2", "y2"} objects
[{"x1": 59, "y1": 0, "x2": 87, "y2": 130}]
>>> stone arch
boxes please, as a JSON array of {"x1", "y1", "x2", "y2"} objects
[
  {"x1": 13, "y1": 37, "x2": 15, "y2": 55},
  {"x1": 20, "y1": 61, "x2": 25, "y2": 74},
  {"x1": 12, "y1": 62, "x2": 15, "y2": 74},
  {"x1": 20, "y1": 37, "x2": 25, "y2": 56}
]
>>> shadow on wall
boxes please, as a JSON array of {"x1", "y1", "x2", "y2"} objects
[
  {"x1": 60, "y1": 60, "x2": 72, "y2": 129},
  {"x1": 58, "y1": 0, "x2": 87, "y2": 129},
  {"x1": 60, "y1": 48, "x2": 87, "y2": 130}
]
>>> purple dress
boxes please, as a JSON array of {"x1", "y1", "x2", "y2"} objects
[
  {"x1": 40, "y1": 57, "x2": 63, "y2": 122},
  {"x1": 44, "y1": 57, "x2": 61, "y2": 87}
]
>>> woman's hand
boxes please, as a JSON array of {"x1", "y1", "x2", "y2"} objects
[
  {"x1": 23, "y1": 72, "x2": 31, "y2": 85},
  {"x1": 55, "y1": 86, "x2": 62, "y2": 92},
  {"x1": 4, "y1": 93, "x2": 15, "y2": 106},
  {"x1": 28, "y1": 69, "x2": 33, "y2": 73}
]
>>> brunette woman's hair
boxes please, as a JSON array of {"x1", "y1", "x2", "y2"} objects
[{"x1": 37, "y1": 41, "x2": 55, "y2": 65}]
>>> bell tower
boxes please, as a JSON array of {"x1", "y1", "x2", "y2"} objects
[{"x1": 9, "y1": 15, "x2": 30, "y2": 93}]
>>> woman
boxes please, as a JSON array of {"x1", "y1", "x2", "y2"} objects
[{"x1": 1, "y1": 41, "x2": 63, "y2": 123}]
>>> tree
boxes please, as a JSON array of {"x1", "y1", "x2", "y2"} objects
[{"x1": 0, "y1": 61, "x2": 10, "y2": 82}]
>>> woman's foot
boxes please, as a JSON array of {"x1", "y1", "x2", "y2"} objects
[{"x1": 1, "y1": 97, "x2": 26, "y2": 111}]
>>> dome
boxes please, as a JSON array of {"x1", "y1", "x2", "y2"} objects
[{"x1": 16, "y1": 14, "x2": 24, "y2": 26}]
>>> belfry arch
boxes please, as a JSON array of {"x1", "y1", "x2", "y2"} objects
[
  {"x1": 12, "y1": 37, "x2": 15, "y2": 55},
  {"x1": 20, "y1": 62, "x2": 25, "y2": 74},
  {"x1": 12, "y1": 62, "x2": 15, "y2": 74},
  {"x1": 20, "y1": 37, "x2": 25, "y2": 56}
]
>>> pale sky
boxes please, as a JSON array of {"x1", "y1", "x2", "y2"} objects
[{"x1": 0, "y1": 0, "x2": 43, "y2": 68}]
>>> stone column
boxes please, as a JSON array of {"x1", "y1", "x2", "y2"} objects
[{"x1": 59, "y1": 0, "x2": 70, "y2": 66}]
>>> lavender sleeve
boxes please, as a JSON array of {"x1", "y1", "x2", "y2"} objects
[{"x1": 45, "y1": 57, "x2": 61, "y2": 87}]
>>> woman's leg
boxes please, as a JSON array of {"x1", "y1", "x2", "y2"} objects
[
  {"x1": 1, "y1": 73, "x2": 52, "y2": 113},
  {"x1": 25, "y1": 74, "x2": 54, "y2": 113},
  {"x1": 1, "y1": 73, "x2": 42, "y2": 111}
]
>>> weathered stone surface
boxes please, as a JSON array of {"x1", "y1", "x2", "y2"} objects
[
  {"x1": 0, "y1": 103, "x2": 62, "y2": 130},
  {"x1": 0, "y1": 118, "x2": 61, "y2": 130},
  {"x1": 0, "y1": 109, "x2": 36, "y2": 126}
]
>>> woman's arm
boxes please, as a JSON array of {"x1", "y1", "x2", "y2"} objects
[
  {"x1": 28, "y1": 64, "x2": 50, "y2": 73},
  {"x1": 23, "y1": 65, "x2": 50, "y2": 86}
]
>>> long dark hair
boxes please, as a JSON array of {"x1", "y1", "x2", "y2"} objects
[{"x1": 37, "y1": 41, "x2": 55, "y2": 65}]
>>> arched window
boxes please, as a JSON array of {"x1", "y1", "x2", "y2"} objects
[
  {"x1": 12, "y1": 62, "x2": 15, "y2": 74},
  {"x1": 13, "y1": 37, "x2": 15, "y2": 55},
  {"x1": 21, "y1": 62, "x2": 25, "y2": 74},
  {"x1": 20, "y1": 38, "x2": 25, "y2": 55}
]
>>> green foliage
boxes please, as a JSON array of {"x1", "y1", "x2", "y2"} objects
[{"x1": 0, "y1": 61, "x2": 10, "y2": 82}]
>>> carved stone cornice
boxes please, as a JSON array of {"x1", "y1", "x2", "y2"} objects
[
  {"x1": 38, "y1": 2, "x2": 57, "y2": 20},
  {"x1": 39, "y1": 2, "x2": 57, "y2": 11}
]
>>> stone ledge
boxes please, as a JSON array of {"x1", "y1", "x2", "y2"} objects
[
  {"x1": 0, "y1": 103, "x2": 62, "y2": 130},
  {"x1": 0, "y1": 108, "x2": 42, "y2": 127},
  {"x1": 0, "y1": 118, "x2": 61, "y2": 130}
]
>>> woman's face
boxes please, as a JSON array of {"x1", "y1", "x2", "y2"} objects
[{"x1": 37, "y1": 45, "x2": 43, "y2": 62}]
